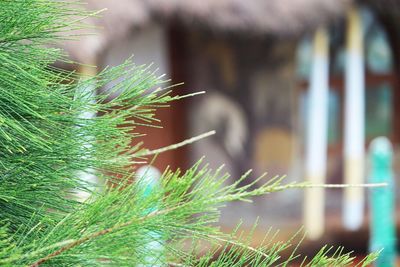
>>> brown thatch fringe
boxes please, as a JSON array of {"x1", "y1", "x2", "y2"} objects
[{"x1": 61, "y1": 0, "x2": 353, "y2": 63}]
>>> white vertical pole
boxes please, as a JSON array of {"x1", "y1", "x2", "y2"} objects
[
  {"x1": 343, "y1": 6, "x2": 365, "y2": 230},
  {"x1": 304, "y1": 27, "x2": 329, "y2": 240},
  {"x1": 75, "y1": 65, "x2": 99, "y2": 202}
]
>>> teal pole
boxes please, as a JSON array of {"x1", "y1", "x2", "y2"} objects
[
  {"x1": 136, "y1": 165, "x2": 164, "y2": 267},
  {"x1": 368, "y1": 137, "x2": 396, "y2": 266}
]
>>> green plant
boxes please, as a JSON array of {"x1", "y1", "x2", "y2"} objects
[{"x1": 0, "y1": 1, "x2": 379, "y2": 266}]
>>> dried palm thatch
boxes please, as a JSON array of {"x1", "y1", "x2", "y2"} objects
[
  {"x1": 148, "y1": 0, "x2": 352, "y2": 34},
  {"x1": 62, "y1": 0, "x2": 353, "y2": 63}
]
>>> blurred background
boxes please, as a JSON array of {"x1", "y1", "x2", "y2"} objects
[{"x1": 60, "y1": 0, "x2": 399, "y2": 261}]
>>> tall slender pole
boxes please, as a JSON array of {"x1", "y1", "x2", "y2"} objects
[
  {"x1": 136, "y1": 165, "x2": 164, "y2": 267},
  {"x1": 343, "y1": 6, "x2": 365, "y2": 230},
  {"x1": 304, "y1": 27, "x2": 329, "y2": 240},
  {"x1": 369, "y1": 137, "x2": 396, "y2": 267},
  {"x1": 75, "y1": 65, "x2": 99, "y2": 202}
]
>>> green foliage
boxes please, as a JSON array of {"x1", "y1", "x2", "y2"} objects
[{"x1": 0, "y1": 1, "x2": 378, "y2": 266}]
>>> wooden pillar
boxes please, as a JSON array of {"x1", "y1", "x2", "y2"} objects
[
  {"x1": 166, "y1": 24, "x2": 189, "y2": 170},
  {"x1": 304, "y1": 27, "x2": 329, "y2": 240},
  {"x1": 343, "y1": 6, "x2": 365, "y2": 230}
]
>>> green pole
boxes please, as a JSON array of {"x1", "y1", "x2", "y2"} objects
[{"x1": 369, "y1": 137, "x2": 396, "y2": 267}]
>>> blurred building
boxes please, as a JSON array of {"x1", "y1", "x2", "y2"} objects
[{"x1": 62, "y1": 0, "x2": 400, "y2": 253}]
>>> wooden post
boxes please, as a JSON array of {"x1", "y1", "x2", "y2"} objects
[
  {"x1": 343, "y1": 6, "x2": 365, "y2": 230},
  {"x1": 304, "y1": 27, "x2": 329, "y2": 240},
  {"x1": 368, "y1": 137, "x2": 396, "y2": 267}
]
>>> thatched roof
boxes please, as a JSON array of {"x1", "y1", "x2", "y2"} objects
[
  {"x1": 63, "y1": 0, "x2": 353, "y2": 63},
  {"x1": 149, "y1": 0, "x2": 352, "y2": 34}
]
